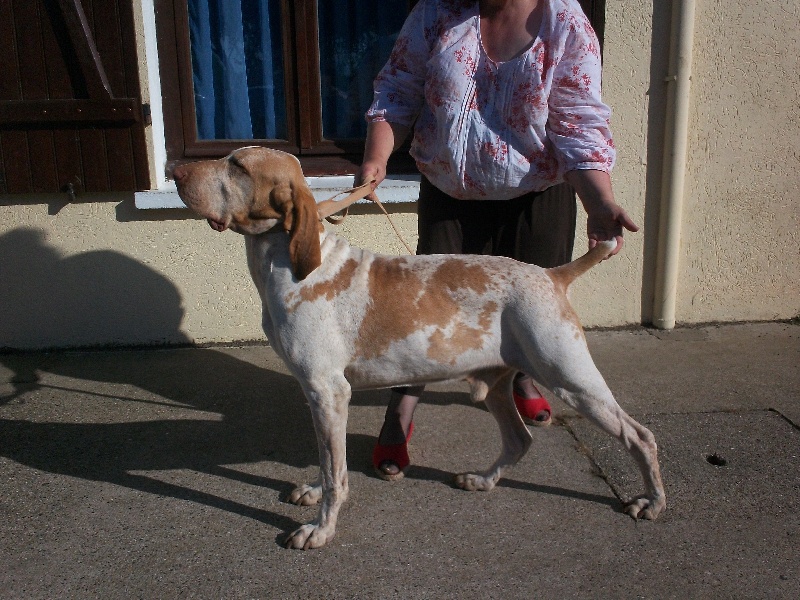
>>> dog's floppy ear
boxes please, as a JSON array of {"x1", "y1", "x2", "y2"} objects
[
  {"x1": 234, "y1": 147, "x2": 321, "y2": 279},
  {"x1": 286, "y1": 183, "x2": 322, "y2": 280}
]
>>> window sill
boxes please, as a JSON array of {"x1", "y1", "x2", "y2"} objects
[{"x1": 134, "y1": 174, "x2": 421, "y2": 209}]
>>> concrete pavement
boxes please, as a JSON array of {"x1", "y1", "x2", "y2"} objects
[{"x1": 1, "y1": 322, "x2": 798, "y2": 598}]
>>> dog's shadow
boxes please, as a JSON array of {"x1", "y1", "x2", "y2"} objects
[
  {"x1": 1, "y1": 355, "x2": 621, "y2": 536},
  {"x1": 0, "y1": 227, "x2": 318, "y2": 533},
  {"x1": 2, "y1": 352, "x2": 619, "y2": 534},
  {"x1": 0, "y1": 346, "x2": 327, "y2": 535}
]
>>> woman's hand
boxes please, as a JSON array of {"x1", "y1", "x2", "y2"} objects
[
  {"x1": 585, "y1": 200, "x2": 639, "y2": 255},
  {"x1": 565, "y1": 169, "x2": 639, "y2": 257},
  {"x1": 353, "y1": 160, "x2": 386, "y2": 200},
  {"x1": 356, "y1": 120, "x2": 411, "y2": 200}
]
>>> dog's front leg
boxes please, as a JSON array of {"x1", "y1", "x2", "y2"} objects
[
  {"x1": 284, "y1": 377, "x2": 350, "y2": 550},
  {"x1": 287, "y1": 473, "x2": 323, "y2": 506}
]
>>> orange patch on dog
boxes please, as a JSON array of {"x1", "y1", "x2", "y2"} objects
[
  {"x1": 355, "y1": 257, "x2": 495, "y2": 360},
  {"x1": 285, "y1": 258, "x2": 359, "y2": 311},
  {"x1": 429, "y1": 258, "x2": 493, "y2": 295},
  {"x1": 426, "y1": 301, "x2": 498, "y2": 364}
]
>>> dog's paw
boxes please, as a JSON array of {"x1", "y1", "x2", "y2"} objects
[
  {"x1": 284, "y1": 522, "x2": 335, "y2": 550},
  {"x1": 453, "y1": 472, "x2": 497, "y2": 492},
  {"x1": 624, "y1": 494, "x2": 666, "y2": 520},
  {"x1": 287, "y1": 483, "x2": 323, "y2": 506}
]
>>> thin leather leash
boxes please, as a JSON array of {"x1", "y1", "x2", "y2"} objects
[{"x1": 316, "y1": 180, "x2": 414, "y2": 255}]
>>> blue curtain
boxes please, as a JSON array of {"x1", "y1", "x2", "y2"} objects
[
  {"x1": 188, "y1": 0, "x2": 405, "y2": 141},
  {"x1": 317, "y1": 0, "x2": 408, "y2": 139},
  {"x1": 188, "y1": 0, "x2": 285, "y2": 140}
]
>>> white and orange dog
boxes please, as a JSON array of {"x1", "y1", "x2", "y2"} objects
[{"x1": 173, "y1": 146, "x2": 665, "y2": 549}]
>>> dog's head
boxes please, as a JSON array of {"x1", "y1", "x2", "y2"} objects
[{"x1": 173, "y1": 146, "x2": 323, "y2": 280}]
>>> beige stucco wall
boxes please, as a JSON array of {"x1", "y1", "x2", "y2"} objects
[
  {"x1": 677, "y1": 0, "x2": 800, "y2": 322},
  {"x1": 1, "y1": 0, "x2": 798, "y2": 350},
  {"x1": 0, "y1": 200, "x2": 257, "y2": 348}
]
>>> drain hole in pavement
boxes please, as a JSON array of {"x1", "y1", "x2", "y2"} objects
[{"x1": 706, "y1": 453, "x2": 727, "y2": 467}]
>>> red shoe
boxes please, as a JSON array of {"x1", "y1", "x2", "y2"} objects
[
  {"x1": 513, "y1": 392, "x2": 552, "y2": 427},
  {"x1": 372, "y1": 422, "x2": 414, "y2": 481}
]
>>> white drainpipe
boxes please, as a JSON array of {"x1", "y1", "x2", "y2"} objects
[{"x1": 652, "y1": 0, "x2": 697, "y2": 329}]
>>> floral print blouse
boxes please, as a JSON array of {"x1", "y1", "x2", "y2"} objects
[{"x1": 366, "y1": 0, "x2": 616, "y2": 200}]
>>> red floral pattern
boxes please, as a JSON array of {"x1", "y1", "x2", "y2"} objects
[{"x1": 366, "y1": 0, "x2": 615, "y2": 200}]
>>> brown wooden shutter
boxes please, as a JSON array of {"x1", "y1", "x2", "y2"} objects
[{"x1": 0, "y1": 0, "x2": 150, "y2": 194}]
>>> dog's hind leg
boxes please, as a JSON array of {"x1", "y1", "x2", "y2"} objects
[
  {"x1": 284, "y1": 374, "x2": 351, "y2": 549},
  {"x1": 455, "y1": 369, "x2": 532, "y2": 491},
  {"x1": 531, "y1": 335, "x2": 666, "y2": 520},
  {"x1": 566, "y1": 385, "x2": 665, "y2": 519}
]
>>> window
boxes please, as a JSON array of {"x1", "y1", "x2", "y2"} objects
[{"x1": 155, "y1": 0, "x2": 412, "y2": 176}]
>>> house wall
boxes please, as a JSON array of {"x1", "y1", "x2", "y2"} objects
[
  {"x1": 1, "y1": 0, "x2": 797, "y2": 350},
  {"x1": 675, "y1": 0, "x2": 800, "y2": 322}
]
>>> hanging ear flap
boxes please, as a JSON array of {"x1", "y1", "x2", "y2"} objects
[{"x1": 287, "y1": 184, "x2": 323, "y2": 280}]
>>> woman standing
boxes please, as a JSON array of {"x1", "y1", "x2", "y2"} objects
[{"x1": 356, "y1": 0, "x2": 638, "y2": 480}]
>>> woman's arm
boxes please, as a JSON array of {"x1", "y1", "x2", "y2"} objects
[{"x1": 357, "y1": 1, "x2": 431, "y2": 192}]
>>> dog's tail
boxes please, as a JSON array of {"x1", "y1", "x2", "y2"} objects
[{"x1": 547, "y1": 240, "x2": 617, "y2": 288}]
